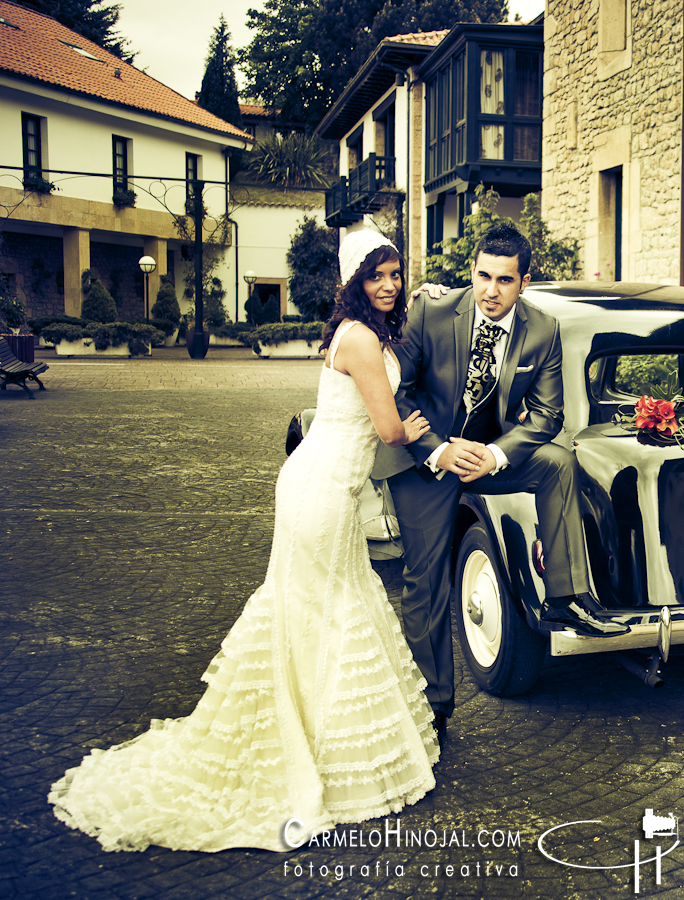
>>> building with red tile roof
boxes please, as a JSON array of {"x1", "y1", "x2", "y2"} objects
[{"x1": 0, "y1": 0, "x2": 252, "y2": 322}]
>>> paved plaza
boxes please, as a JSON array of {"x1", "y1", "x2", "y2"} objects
[{"x1": 2, "y1": 346, "x2": 684, "y2": 900}]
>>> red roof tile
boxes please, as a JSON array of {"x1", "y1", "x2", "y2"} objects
[
  {"x1": 385, "y1": 30, "x2": 449, "y2": 46},
  {"x1": 240, "y1": 104, "x2": 279, "y2": 118},
  {"x1": 0, "y1": 0, "x2": 250, "y2": 140}
]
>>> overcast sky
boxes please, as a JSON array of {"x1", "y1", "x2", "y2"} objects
[{"x1": 116, "y1": 0, "x2": 545, "y2": 101}]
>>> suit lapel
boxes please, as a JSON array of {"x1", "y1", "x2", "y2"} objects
[
  {"x1": 453, "y1": 289, "x2": 475, "y2": 422},
  {"x1": 497, "y1": 300, "x2": 528, "y2": 422}
]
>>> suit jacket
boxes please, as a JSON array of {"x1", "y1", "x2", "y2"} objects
[{"x1": 373, "y1": 286, "x2": 564, "y2": 480}]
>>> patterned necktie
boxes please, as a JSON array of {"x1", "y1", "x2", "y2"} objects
[{"x1": 464, "y1": 322, "x2": 504, "y2": 407}]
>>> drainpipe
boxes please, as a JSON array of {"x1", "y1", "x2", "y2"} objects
[{"x1": 224, "y1": 148, "x2": 240, "y2": 322}]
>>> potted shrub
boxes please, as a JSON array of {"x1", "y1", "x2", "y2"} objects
[
  {"x1": 113, "y1": 188, "x2": 137, "y2": 209},
  {"x1": 251, "y1": 321, "x2": 324, "y2": 358},
  {"x1": 0, "y1": 289, "x2": 28, "y2": 333},
  {"x1": 209, "y1": 322, "x2": 255, "y2": 347},
  {"x1": 23, "y1": 173, "x2": 56, "y2": 194},
  {"x1": 81, "y1": 276, "x2": 118, "y2": 323},
  {"x1": 41, "y1": 321, "x2": 164, "y2": 357},
  {"x1": 29, "y1": 314, "x2": 85, "y2": 347},
  {"x1": 151, "y1": 278, "x2": 181, "y2": 347}
]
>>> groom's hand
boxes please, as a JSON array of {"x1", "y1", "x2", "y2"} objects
[
  {"x1": 458, "y1": 447, "x2": 497, "y2": 483},
  {"x1": 437, "y1": 438, "x2": 486, "y2": 475}
]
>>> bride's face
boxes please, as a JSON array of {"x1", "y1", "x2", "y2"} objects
[{"x1": 362, "y1": 257, "x2": 402, "y2": 321}]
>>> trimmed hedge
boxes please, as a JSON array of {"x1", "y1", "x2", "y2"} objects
[
  {"x1": 41, "y1": 322, "x2": 165, "y2": 357},
  {"x1": 251, "y1": 321, "x2": 324, "y2": 353}
]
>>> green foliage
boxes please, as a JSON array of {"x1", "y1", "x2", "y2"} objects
[
  {"x1": 251, "y1": 321, "x2": 325, "y2": 353},
  {"x1": 41, "y1": 321, "x2": 164, "y2": 356},
  {"x1": 23, "y1": 173, "x2": 56, "y2": 194},
  {"x1": 519, "y1": 193, "x2": 579, "y2": 281},
  {"x1": 112, "y1": 188, "x2": 136, "y2": 208},
  {"x1": 286, "y1": 217, "x2": 339, "y2": 322},
  {"x1": 40, "y1": 322, "x2": 86, "y2": 343},
  {"x1": 246, "y1": 134, "x2": 330, "y2": 189},
  {"x1": 151, "y1": 282, "x2": 181, "y2": 326},
  {"x1": 240, "y1": 0, "x2": 507, "y2": 129},
  {"x1": 196, "y1": 16, "x2": 243, "y2": 129},
  {"x1": 204, "y1": 277, "x2": 229, "y2": 328},
  {"x1": 245, "y1": 291, "x2": 280, "y2": 326},
  {"x1": 0, "y1": 284, "x2": 28, "y2": 328},
  {"x1": 419, "y1": 184, "x2": 579, "y2": 290},
  {"x1": 14, "y1": 0, "x2": 134, "y2": 60},
  {"x1": 29, "y1": 314, "x2": 85, "y2": 334},
  {"x1": 615, "y1": 354, "x2": 679, "y2": 397},
  {"x1": 81, "y1": 277, "x2": 118, "y2": 323}
]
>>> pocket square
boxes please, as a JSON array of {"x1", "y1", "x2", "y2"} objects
[{"x1": 515, "y1": 365, "x2": 534, "y2": 373}]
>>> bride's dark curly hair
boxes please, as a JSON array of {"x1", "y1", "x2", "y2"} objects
[{"x1": 320, "y1": 245, "x2": 407, "y2": 352}]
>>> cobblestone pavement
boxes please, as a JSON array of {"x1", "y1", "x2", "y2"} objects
[{"x1": 2, "y1": 348, "x2": 684, "y2": 900}]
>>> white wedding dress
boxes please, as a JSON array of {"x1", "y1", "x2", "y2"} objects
[{"x1": 49, "y1": 320, "x2": 439, "y2": 853}]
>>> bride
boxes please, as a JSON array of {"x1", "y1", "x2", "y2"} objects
[{"x1": 49, "y1": 229, "x2": 440, "y2": 853}]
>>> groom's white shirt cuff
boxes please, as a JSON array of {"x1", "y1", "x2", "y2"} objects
[{"x1": 425, "y1": 441, "x2": 509, "y2": 480}]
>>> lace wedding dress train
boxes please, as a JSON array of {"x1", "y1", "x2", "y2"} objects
[{"x1": 49, "y1": 321, "x2": 439, "y2": 853}]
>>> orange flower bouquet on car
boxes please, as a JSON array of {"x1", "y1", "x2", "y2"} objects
[{"x1": 621, "y1": 372, "x2": 684, "y2": 448}]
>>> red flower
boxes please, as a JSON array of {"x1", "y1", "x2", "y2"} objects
[{"x1": 635, "y1": 396, "x2": 679, "y2": 436}]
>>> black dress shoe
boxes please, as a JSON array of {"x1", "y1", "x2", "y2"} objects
[
  {"x1": 432, "y1": 711, "x2": 447, "y2": 750},
  {"x1": 540, "y1": 595, "x2": 628, "y2": 636}
]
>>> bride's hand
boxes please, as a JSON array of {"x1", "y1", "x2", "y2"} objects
[
  {"x1": 402, "y1": 410, "x2": 430, "y2": 445},
  {"x1": 407, "y1": 283, "x2": 450, "y2": 310}
]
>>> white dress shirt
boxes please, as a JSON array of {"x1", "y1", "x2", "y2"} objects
[{"x1": 425, "y1": 303, "x2": 517, "y2": 479}]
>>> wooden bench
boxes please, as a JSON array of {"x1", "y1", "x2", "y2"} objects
[{"x1": 0, "y1": 336, "x2": 49, "y2": 399}]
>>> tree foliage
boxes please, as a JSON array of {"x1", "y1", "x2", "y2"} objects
[
  {"x1": 246, "y1": 133, "x2": 330, "y2": 188},
  {"x1": 14, "y1": 0, "x2": 133, "y2": 60},
  {"x1": 420, "y1": 184, "x2": 579, "y2": 289},
  {"x1": 197, "y1": 15, "x2": 243, "y2": 129},
  {"x1": 240, "y1": 0, "x2": 508, "y2": 130},
  {"x1": 286, "y1": 217, "x2": 339, "y2": 322},
  {"x1": 81, "y1": 277, "x2": 118, "y2": 322}
]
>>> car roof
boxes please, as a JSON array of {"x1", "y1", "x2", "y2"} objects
[
  {"x1": 523, "y1": 283, "x2": 684, "y2": 352},
  {"x1": 525, "y1": 282, "x2": 684, "y2": 311}
]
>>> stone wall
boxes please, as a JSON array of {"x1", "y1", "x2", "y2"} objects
[
  {"x1": 542, "y1": 0, "x2": 683, "y2": 283},
  {"x1": 0, "y1": 231, "x2": 64, "y2": 318}
]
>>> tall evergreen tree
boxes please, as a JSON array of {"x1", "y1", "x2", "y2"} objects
[
  {"x1": 241, "y1": 0, "x2": 508, "y2": 130},
  {"x1": 14, "y1": 0, "x2": 133, "y2": 60},
  {"x1": 196, "y1": 16, "x2": 243, "y2": 130}
]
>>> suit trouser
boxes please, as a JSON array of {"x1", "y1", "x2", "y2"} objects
[{"x1": 388, "y1": 443, "x2": 590, "y2": 716}]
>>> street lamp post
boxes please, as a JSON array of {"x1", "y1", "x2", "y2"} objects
[
  {"x1": 138, "y1": 256, "x2": 156, "y2": 322},
  {"x1": 243, "y1": 270, "x2": 257, "y2": 324}
]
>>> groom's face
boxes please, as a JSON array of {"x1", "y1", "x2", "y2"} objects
[{"x1": 471, "y1": 252, "x2": 530, "y2": 321}]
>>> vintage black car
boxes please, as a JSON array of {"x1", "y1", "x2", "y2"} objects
[{"x1": 286, "y1": 283, "x2": 684, "y2": 696}]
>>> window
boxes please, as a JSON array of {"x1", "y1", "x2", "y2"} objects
[
  {"x1": 186, "y1": 152, "x2": 199, "y2": 203},
  {"x1": 513, "y1": 51, "x2": 541, "y2": 161},
  {"x1": 112, "y1": 136, "x2": 129, "y2": 191},
  {"x1": 346, "y1": 126, "x2": 363, "y2": 171},
  {"x1": 453, "y1": 53, "x2": 465, "y2": 166},
  {"x1": 479, "y1": 49, "x2": 504, "y2": 160},
  {"x1": 22, "y1": 113, "x2": 42, "y2": 178}
]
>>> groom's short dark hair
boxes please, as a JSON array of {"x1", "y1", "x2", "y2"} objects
[{"x1": 475, "y1": 224, "x2": 531, "y2": 277}]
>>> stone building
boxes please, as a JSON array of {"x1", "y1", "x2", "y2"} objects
[{"x1": 542, "y1": 0, "x2": 683, "y2": 283}]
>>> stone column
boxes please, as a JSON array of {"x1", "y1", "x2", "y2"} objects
[
  {"x1": 62, "y1": 227, "x2": 90, "y2": 317},
  {"x1": 143, "y1": 237, "x2": 167, "y2": 315}
]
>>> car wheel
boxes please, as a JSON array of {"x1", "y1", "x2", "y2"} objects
[{"x1": 454, "y1": 523, "x2": 546, "y2": 696}]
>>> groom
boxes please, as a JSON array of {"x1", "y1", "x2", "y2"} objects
[{"x1": 375, "y1": 223, "x2": 624, "y2": 745}]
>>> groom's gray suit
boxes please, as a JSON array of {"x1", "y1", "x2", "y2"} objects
[{"x1": 374, "y1": 286, "x2": 590, "y2": 715}]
